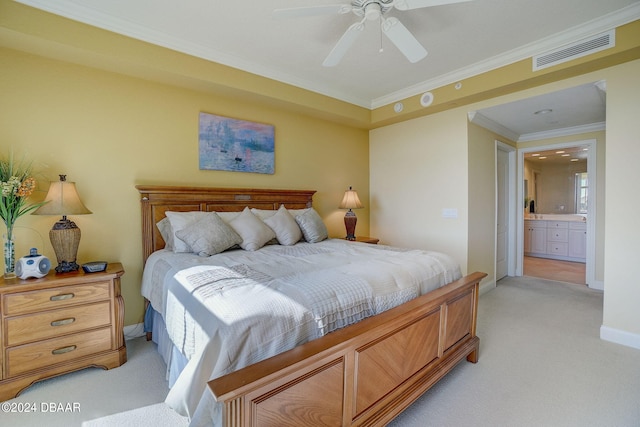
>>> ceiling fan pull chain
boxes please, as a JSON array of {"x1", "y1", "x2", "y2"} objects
[{"x1": 379, "y1": 18, "x2": 384, "y2": 52}]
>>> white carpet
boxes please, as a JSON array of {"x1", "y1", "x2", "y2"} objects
[
  {"x1": 3, "y1": 276, "x2": 639, "y2": 426},
  {"x1": 388, "y1": 276, "x2": 640, "y2": 427},
  {"x1": 82, "y1": 403, "x2": 187, "y2": 427},
  {"x1": 1, "y1": 336, "x2": 187, "y2": 427}
]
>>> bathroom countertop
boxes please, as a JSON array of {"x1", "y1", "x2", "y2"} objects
[{"x1": 525, "y1": 214, "x2": 586, "y2": 222}]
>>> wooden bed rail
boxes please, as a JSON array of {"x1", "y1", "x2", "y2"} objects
[{"x1": 209, "y1": 271, "x2": 486, "y2": 427}]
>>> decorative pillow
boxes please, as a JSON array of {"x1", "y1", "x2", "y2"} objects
[
  {"x1": 156, "y1": 217, "x2": 174, "y2": 250},
  {"x1": 287, "y1": 208, "x2": 310, "y2": 218},
  {"x1": 175, "y1": 213, "x2": 242, "y2": 257},
  {"x1": 216, "y1": 211, "x2": 240, "y2": 223},
  {"x1": 164, "y1": 211, "x2": 210, "y2": 253},
  {"x1": 250, "y1": 208, "x2": 277, "y2": 220},
  {"x1": 295, "y1": 208, "x2": 328, "y2": 243},
  {"x1": 229, "y1": 207, "x2": 276, "y2": 251},
  {"x1": 263, "y1": 205, "x2": 303, "y2": 246}
]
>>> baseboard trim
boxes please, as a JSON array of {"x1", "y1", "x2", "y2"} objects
[
  {"x1": 479, "y1": 279, "x2": 496, "y2": 295},
  {"x1": 124, "y1": 323, "x2": 146, "y2": 340},
  {"x1": 600, "y1": 325, "x2": 640, "y2": 350},
  {"x1": 589, "y1": 279, "x2": 604, "y2": 291}
]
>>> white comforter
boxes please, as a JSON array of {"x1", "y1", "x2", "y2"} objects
[{"x1": 141, "y1": 239, "x2": 461, "y2": 426}]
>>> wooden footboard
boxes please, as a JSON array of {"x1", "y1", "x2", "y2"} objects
[{"x1": 209, "y1": 271, "x2": 486, "y2": 427}]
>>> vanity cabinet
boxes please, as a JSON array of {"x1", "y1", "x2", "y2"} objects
[
  {"x1": 524, "y1": 220, "x2": 547, "y2": 255},
  {"x1": 546, "y1": 221, "x2": 569, "y2": 257},
  {"x1": 524, "y1": 220, "x2": 586, "y2": 263},
  {"x1": 568, "y1": 222, "x2": 587, "y2": 259}
]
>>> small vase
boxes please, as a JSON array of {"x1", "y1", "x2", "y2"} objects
[{"x1": 3, "y1": 234, "x2": 16, "y2": 279}]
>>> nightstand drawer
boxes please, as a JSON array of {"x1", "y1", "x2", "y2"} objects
[
  {"x1": 5, "y1": 301, "x2": 112, "y2": 346},
  {"x1": 3, "y1": 282, "x2": 111, "y2": 316},
  {"x1": 6, "y1": 327, "x2": 113, "y2": 378}
]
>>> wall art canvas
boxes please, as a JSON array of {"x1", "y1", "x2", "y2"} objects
[{"x1": 199, "y1": 112, "x2": 275, "y2": 174}]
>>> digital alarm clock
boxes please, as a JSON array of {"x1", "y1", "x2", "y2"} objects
[{"x1": 16, "y1": 248, "x2": 51, "y2": 279}]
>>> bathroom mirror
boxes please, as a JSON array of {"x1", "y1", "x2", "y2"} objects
[{"x1": 523, "y1": 147, "x2": 587, "y2": 214}]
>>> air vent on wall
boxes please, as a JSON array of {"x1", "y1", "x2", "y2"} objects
[{"x1": 533, "y1": 30, "x2": 615, "y2": 71}]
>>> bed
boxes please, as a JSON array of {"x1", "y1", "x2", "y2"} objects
[{"x1": 137, "y1": 185, "x2": 486, "y2": 427}]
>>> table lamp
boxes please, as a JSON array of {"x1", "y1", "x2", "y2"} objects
[
  {"x1": 33, "y1": 175, "x2": 91, "y2": 273},
  {"x1": 339, "y1": 186, "x2": 363, "y2": 240}
]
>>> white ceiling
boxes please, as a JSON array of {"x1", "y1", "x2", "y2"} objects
[{"x1": 15, "y1": 0, "x2": 640, "y2": 136}]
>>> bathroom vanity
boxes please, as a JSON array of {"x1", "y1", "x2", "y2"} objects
[{"x1": 524, "y1": 215, "x2": 587, "y2": 263}]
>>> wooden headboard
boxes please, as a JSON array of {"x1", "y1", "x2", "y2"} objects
[{"x1": 136, "y1": 185, "x2": 316, "y2": 264}]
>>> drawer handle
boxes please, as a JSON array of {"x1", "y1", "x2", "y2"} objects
[
  {"x1": 52, "y1": 345, "x2": 77, "y2": 355},
  {"x1": 51, "y1": 318, "x2": 76, "y2": 327},
  {"x1": 50, "y1": 293, "x2": 75, "y2": 301}
]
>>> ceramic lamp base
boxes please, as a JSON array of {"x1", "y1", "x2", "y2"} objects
[{"x1": 344, "y1": 210, "x2": 357, "y2": 241}]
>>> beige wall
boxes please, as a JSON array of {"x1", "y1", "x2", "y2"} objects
[
  {"x1": 0, "y1": 47, "x2": 370, "y2": 326},
  {"x1": 371, "y1": 59, "x2": 640, "y2": 347},
  {"x1": 468, "y1": 122, "x2": 515, "y2": 286}
]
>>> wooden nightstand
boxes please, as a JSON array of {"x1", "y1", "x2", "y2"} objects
[
  {"x1": 350, "y1": 236, "x2": 379, "y2": 244},
  {"x1": 0, "y1": 263, "x2": 126, "y2": 401}
]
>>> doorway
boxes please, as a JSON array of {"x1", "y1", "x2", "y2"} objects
[
  {"x1": 518, "y1": 139, "x2": 597, "y2": 288},
  {"x1": 496, "y1": 141, "x2": 516, "y2": 281}
]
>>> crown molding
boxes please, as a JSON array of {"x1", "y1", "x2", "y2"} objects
[
  {"x1": 372, "y1": 3, "x2": 640, "y2": 109},
  {"x1": 15, "y1": 1, "x2": 640, "y2": 111},
  {"x1": 13, "y1": 0, "x2": 374, "y2": 108},
  {"x1": 518, "y1": 122, "x2": 606, "y2": 142},
  {"x1": 468, "y1": 110, "x2": 606, "y2": 143},
  {"x1": 467, "y1": 111, "x2": 520, "y2": 142}
]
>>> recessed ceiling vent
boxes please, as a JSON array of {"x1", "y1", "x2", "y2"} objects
[{"x1": 533, "y1": 30, "x2": 615, "y2": 71}]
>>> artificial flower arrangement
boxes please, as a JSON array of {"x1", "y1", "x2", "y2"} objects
[{"x1": 1, "y1": 152, "x2": 47, "y2": 278}]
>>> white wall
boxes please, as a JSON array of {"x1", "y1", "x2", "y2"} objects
[
  {"x1": 369, "y1": 108, "x2": 469, "y2": 272},
  {"x1": 601, "y1": 59, "x2": 640, "y2": 349}
]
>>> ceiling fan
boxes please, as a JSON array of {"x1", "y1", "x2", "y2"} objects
[{"x1": 273, "y1": 0, "x2": 471, "y2": 67}]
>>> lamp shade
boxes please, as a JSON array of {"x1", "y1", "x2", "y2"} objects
[
  {"x1": 33, "y1": 176, "x2": 92, "y2": 216},
  {"x1": 339, "y1": 187, "x2": 363, "y2": 210}
]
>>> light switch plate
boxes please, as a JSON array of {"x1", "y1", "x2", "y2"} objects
[{"x1": 442, "y1": 208, "x2": 458, "y2": 218}]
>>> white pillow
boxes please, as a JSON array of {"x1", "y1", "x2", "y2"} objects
[
  {"x1": 156, "y1": 217, "x2": 174, "y2": 250},
  {"x1": 175, "y1": 213, "x2": 242, "y2": 256},
  {"x1": 216, "y1": 211, "x2": 240, "y2": 223},
  {"x1": 263, "y1": 205, "x2": 302, "y2": 246},
  {"x1": 288, "y1": 208, "x2": 310, "y2": 217},
  {"x1": 164, "y1": 211, "x2": 210, "y2": 253},
  {"x1": 229, "y1": 207, "x2": 276, "y2": 251},
  {"x1": 250, "y1": 208, "x2": 277, "y2": 220},
  {"x1": 295, "y1": 208, "x2": 328, "y2": 243}
]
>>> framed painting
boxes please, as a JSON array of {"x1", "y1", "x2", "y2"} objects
[{"x1": 198, "y1": 112, "x2": 275, "y2": 174}]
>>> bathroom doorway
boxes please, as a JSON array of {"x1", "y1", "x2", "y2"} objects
[{"x1": 519, "y1": 139, "x2": 597, "y2": 288}]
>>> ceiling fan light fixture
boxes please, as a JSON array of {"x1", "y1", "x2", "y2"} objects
[
  {"x1": 364, "y1": 3, "x2": 382, "y2": 21},
  {"x1": 276, "y1": 0, "x2": 469, "y2": 66}
]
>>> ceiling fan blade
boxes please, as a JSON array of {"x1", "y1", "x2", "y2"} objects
[
  {"x1": 273, "y1": 4, "x2": 352, "y2": 19},
  {"x1": 381, "y1": 17, "x2": 427, "y2": 63},
  {"x1": 393, "y1": 0, "x2": 472, "y2": 11},
  {"x1": 323, "y1": 21, "x2": 365, "y2": 67}
]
